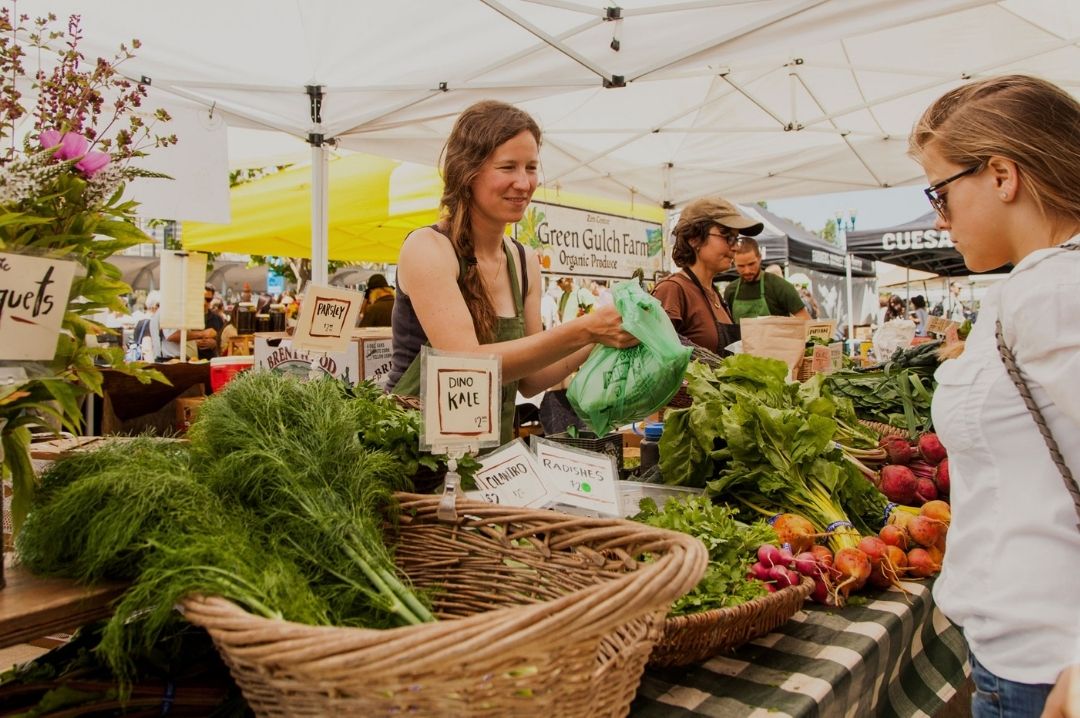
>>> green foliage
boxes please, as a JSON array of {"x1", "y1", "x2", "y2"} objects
[
  {"x1": 633, "y1": 496, "x2": 773, "y2": 615},
  {"x1": 659, "y1": 355, "x2": 889, "y2": 548},
  {"x1": 16, "y1": 374, "x2": 444, "y2": 688},
  {"x1": 0, "y1": 12, "x2": 171, "y2": 535}
]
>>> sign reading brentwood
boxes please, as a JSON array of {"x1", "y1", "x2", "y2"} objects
[
  {"x1": 515, "y1": 203, "x2": 664, "y2": 279},
  {"x1": 0, "y1": 252, "x2": 77, "y2": 360}
]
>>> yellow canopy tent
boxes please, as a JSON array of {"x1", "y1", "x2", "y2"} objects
[{"x1": 182, "y1": 152, "x2": 664, "y2": 263}]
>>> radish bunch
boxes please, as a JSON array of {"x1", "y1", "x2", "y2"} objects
[
  {"x1": 752, "y1": 543, "x2": 840, "y2": 605},
  {"x1": 876, "y1": 433, "x2": 950, "y2": 505}
]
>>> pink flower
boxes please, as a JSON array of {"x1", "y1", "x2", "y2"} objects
[
  {"x1": 39, "y1": 129, "x2": 63, "y2": 149},
  {"x1": 56, "y1": 132, "x2": 90, "y2": 161},
  {"x1": 75, "y1": 151, "x2": 111, "y2": 177}
]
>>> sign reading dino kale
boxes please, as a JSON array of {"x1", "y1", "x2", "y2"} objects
[
  {"x1": 0, "y1": 252, "x2": 77, "y2": 360},
  {"x1": 514, "y1": 203, "x2": 664, "y2": 279}
]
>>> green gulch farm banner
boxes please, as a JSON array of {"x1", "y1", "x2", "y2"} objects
[{"x1": 515, "y1": 203, "x2": 664, "y2": 279}]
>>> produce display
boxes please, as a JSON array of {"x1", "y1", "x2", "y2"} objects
[
  {"x1": 657, "y1": 354, "x2": 951, "y2": 605},
  {"x1": 14, "y1": 373, "x2": 447, "y2": 693},
  {"x1": 633, "y1": 496, "x2": 775, "y2": 615},
  {"x1": 825, "y1": 341, "x2": 942, "y2": 437}
]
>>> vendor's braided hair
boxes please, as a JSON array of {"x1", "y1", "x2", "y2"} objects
[
  {"x1": 440, "y1": 100, "x2": 541, "y2": 343},
  {"x1": 909, "y1": 74, "x2": 1080, "y2": 231}
]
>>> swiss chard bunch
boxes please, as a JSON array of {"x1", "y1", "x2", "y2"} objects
[{"x1": 633, "y1": 496, "x2": 774, "y2": 615}]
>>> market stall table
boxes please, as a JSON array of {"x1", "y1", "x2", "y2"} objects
[
  {"x1": 632, "y1": 580, "x2": 968, "y2": 718},
  {"x1": 0, "y1": 557, "x2": 125, "y2": 650}
]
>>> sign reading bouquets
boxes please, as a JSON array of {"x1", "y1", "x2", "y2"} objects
[
  {"x1": 0, "y1": 252, "x2": 77, "y2": 360},
  {"x1": 515, "y1": 203, "x2": 664, "y2": 279}
]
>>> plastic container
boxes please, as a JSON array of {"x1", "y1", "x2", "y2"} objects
[
  {"x1": 617, "y1": 480, "x2": 703, "y2": 518},
  {"x1": 639, "y1": 422, "x2": 664, "y2": 474},
  {"x1": 210, "y1": 355, "x2": 255, "y2": 392}
]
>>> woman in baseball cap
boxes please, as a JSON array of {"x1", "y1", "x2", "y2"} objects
[{"x1": 652, "y1": 196, "x2": 763, "y2": 355}]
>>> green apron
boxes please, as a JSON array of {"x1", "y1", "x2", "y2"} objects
[
  {"x1": 730, "y1": 275, "x2": 770, "y2": 323},
  {"x1": 391, "y1": 241, "x2": 525, "y2": 445}
]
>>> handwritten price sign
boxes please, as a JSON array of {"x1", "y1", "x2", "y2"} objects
[
  {"x1": 419, "y1": 347, "x2": 501, "y2": 452},
  {"x1": 291, "y1": 284, "x2": 363, "y2": 353},
  {"x1": 0, "y1": 252, "x2": 77, "y2": 360}
]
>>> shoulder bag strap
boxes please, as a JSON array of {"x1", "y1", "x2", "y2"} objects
[
  {"x1": 682, "y1": 269, "x2": 720, "y2": 323},
  {"x1": 994, "y1": 242, "x2": 1080, "y2": 529}
]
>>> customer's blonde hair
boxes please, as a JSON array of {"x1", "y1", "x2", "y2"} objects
[{"x1": 909, "y1": 74, "x2": 1080, "y2": 228}]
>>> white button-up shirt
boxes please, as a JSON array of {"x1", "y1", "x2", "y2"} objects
[{"x1": 932, "y1": 235, "x2": 1080, "y2": 684}]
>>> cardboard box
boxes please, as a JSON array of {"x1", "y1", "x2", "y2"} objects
[
  {"x1": 351, "y1": 328, "x2": 394, "y2": 388},
  {"x1": 253, "y1": 329, "x2": 393, "y2": 388}
]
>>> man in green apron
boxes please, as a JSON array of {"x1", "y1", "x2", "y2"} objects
[{"x1": 723, "y1": 236, "x2": 811, "y2": 323}]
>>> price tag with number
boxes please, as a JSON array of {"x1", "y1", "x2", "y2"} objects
[
  {"x1": 419, "y1": 346, "x2": 501, "y2": 454},
  {"x1": 465, "y1": 439, "x2": 551, "y2": 508},
  {"x1": 291, "y1": 284, "x2": 364, "y2": 354},
  {"x1": 532, "y1": 437, "x2": 621, "y2": 516}
]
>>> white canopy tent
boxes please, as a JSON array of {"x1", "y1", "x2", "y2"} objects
[{"x1": 18, "y1": 0, "x2": 1079, "y2": 284}]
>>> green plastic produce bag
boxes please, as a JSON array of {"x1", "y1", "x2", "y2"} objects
[{"x1": 567, "y1": 280, "x2": 692, "y2": 436}]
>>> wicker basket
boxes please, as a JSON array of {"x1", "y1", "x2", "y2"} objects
[
  {"x1": 647, "y1": 575, "x2": 814, "y2": 668},
  {"x1": 859, "y1": 419, "x2": 907, "y2": 439},
  {"x1": 182, "y1": 492, "x2": 707, "y2": 717}
]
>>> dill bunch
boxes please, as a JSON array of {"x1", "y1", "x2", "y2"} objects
[
  {"x1": 188, "y1": 372, "x2": 433, "y2": 626},
  {"x1": 16, "y1": 438, "x2": 218, "y2": 581}
]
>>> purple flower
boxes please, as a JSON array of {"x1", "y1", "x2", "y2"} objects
[
  {"x1": 75, "y1": 151, "x2": 111, "y2": 177},
  {"x1": 39, "y1": 129, "x2": 63, "y2": 149},
  {"x1": 56, "y1": 132, "x2": 90, "y2": 161}
]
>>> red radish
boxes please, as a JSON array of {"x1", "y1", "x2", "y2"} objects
[
  {"x1": 920, "y1": 500, "x2": 952, "y2": 526},
  {"x1": 757, "y1": 544, "x2": 784, "y2": 567},
  {"x1": 878, "y1": 524, "x2": 909, "y2": 550},
  {"x1": 764, "y1": 582, "x2": 778, "y2": 593},
  {"x1": 907, "y1": 515, "x2": 943, "y2": 548},
  {"x1": 914, "y1": 478, "x2": 938, "y2": 504},
  {"x1": 772, "y1": 566, "x2": 800, "y2": 588},
  {"x1": 934, "y1": 459, "x2": 950, "y2": 496},
  {"x1": 880, "y1": 465, "x2": 918, "y2": 504},
  {"x1": 810, "y1": 577, "x2": 831, "y2": 604},
  {"x1": 857, "y1": 536, "x2": 889, "y2": 566},
  {"x1": 751, "y1": 561, "x2": 773, "y2": 582},
  {"x1": 906, "y1": 548, "x2": 940, "y2": 578},
  {"x1": 793, "y1": 552, "x2": 820, "y2": 577},
  {"x1": 918, "y1": 433, "x2": 948, "y2": 465},
  {"x1": 833, "y1": 547, "x2": 872, "y2": 597},
  {"x1": 776, "y1": 546, "x2": 795, "y2": 567},
  {"x1": 880, "y1": 436, "x2": 914, "y2": 465},
  {"x1": 771, "y1": 513, "x2": 816, "y2": 554}
]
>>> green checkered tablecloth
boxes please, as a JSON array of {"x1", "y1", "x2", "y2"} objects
[{"x1": 632, "y1": 579, "x2": 970, "y2": 718}]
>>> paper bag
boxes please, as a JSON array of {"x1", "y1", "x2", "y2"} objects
[{"x1": 740, "y1": 316, "x2": 809, "y2": 380}]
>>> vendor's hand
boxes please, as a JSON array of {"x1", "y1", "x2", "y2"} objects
[
  {"x1": 1043, "y1": 664, "x2": 1080, "y2": 717},
  {"x1": 582, "y1": 304, "x2": 638, "y2": 349}
]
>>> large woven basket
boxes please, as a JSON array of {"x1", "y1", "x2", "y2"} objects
[
  {"x1": 647, "y1": 575, "x2": 814, "y2": 668},
  {"x1": 859, "y1": 418, "x2": 907, "y2": 439},
  {"x1": 182, "y1": 492, "x2": 707, "y2": 717}
]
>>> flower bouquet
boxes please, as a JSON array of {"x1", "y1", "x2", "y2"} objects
[{"x1": 0, "y1": 8, "x2": 177, "y2": 574}]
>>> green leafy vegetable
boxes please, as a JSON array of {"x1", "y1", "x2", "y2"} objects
[{"x1": 634, "y1": 496, "x2": 774, "y2": 615}]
